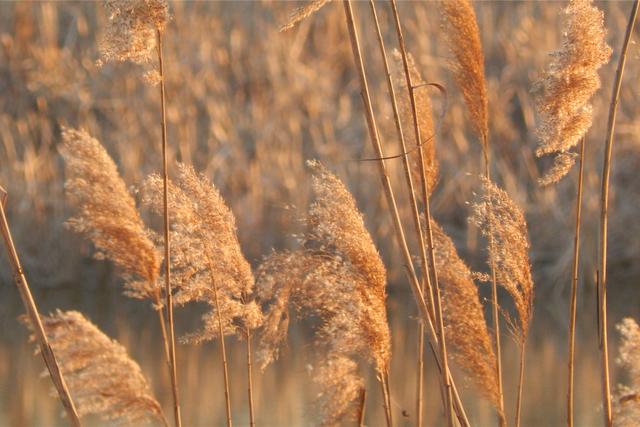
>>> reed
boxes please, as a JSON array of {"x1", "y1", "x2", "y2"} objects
[
  {"x1": 99, "y1": 1, "x2": 181, "y2": 425},
  {"x1": 0, "y1": 187, "x2": 81, "y2": 427},
  {"x1": 614, "y1": 318, "x2": 640, "y2": 427},
  {"x1": 533, "y1": 2, "x2": 611, "y2": 425},
  {"x1": 26, "y1": 310, "x2": 168, "y2": 427},
  {"x1": 598, "y1": 2, "x2": 640, "y2": 425}
]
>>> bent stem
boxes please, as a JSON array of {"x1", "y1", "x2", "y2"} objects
[
  {"x1": 0, "y1": 188, "x2": 82, "y2": 427},
  {"x1": 598, "y1": 2, "x2": 639, "y2": 426},
  {"x1": 341, "y1": 2, "x2": 469, "y2": 425},
  {"x1": 567, "y1": 137, "x2": 586, "y2": 427},
  {"x1": 156, "y1": 29, "x2": 182, "y2": 427},
  {"x1": 367, "y1": 2, "x2": 436, "y2": 424}
]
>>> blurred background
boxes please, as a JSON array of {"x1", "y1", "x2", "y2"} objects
[{"x1": 0, "y1": 1, "x2": 639, "y2": 425}]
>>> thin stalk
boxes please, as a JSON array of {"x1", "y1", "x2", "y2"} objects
[
  {"x1": 380, "y1": 374, "x2": 393, "y2": 427},
  {"x1": 341, "y1": 2, "x2": 469, "y2": 425},
  {"x1": 567, "y1": 137, "x2": 586, "y2": 427},
  {"x1": 246, "y1": 327, "x2": 256, "y2": 427},
  {"x1": 358, "y1": 388, "x2": 367, "y2": 427},
  {"x1": 388, "y1": 2, "x2": 454, "y2": 425},
  {"x1": 153, "y1": 288, "x2": 171, "y2": 364},
  {"x1": 213, "y1": 280, "x2": 233, "y2": 427},
  {"x1": 598, "y1": 2, "x2": 639, "y2": 426},
  {"x1": 515, "y1": 340, "x2": 526, "y2": 427},
  {"x1": 156, "y1": 29, "x2": 182, "y2": 427},
  {"x1": 0, "y1": 188, "x2": 81, "y2": 427},
  {"x1": 367, "y1": 2, "x2": 435, "y2": 424},
  {"x1": 485, "y1": 147, "x2": 506, "y2": 427}
]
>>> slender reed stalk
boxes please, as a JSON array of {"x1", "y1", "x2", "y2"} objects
[
  {"x1": 366, "y1": 2, "x2": 435, "y2": 424},
  {"x1": 380, "y1": 374, "x2": 393, "y2": 427},
  {"x1": 515, "y1": 341, "x2": 526, "y2": 427},
  {"x1": 567, "y1": 137, "x2": 586, "y2": 427},
  {"x1": 0, "y1": 187, "x2": 81, "y2": 427},
  {"x1": 341, "y1": 2, "x2": 469, "y2": 425},
  {"x1": 598, "y1": 2, "x2": 640, "y2": 425},
  {"x1": 357, "y1": 388, "x2": 367, "y2": 427},
  {"x1": 156, "y1": 29, "x2": 182, "y2": 427},
  {"x1": 388, "y1": 2, "x2": 454, "y2": 425},
  {"x1": 212, "y1": 275, "x2": 233, "y2": 427},
  {"x1": 246, "y1": 327, "x2": 256, "y2": 427}
]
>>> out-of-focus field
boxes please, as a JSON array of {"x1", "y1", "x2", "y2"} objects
[{"x1": 0, "y1": 1, "x2": 639, "y2": 425}]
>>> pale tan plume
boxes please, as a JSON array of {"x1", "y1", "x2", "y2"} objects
[
  {"x1": 280, "y1": 0, "x2": 331, "y2": 32},
  {"x1": 534, "y1": 0, "x2": 611, "y2": 185},
  {"x1": 614, "y1": 318, "x2": 640, "y2": 427},
  {"x1": 26, "y1": 310, "x2": 167, "y2": 426}
]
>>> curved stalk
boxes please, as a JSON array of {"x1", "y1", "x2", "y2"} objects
[{"x1": 597, "y1": 2, "x2": 639, "y2": 426}]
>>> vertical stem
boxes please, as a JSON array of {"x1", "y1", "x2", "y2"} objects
[
  {"x1": 515, "y1": 340, "x2": 526, "y2": 427},
  {"x1": 0, "y1": 190, "x2": 81, "y2": 427},
  {"x1": 598, "y1": 3, "x2": 639, "y2": 426},
  {"x1": 484, "y1": 139, "x2": 506, "y2": 427},
  {"x1": 156, "y1": 29, "x2": 182, "y2": 427},
  {"x1": 380, "y1": 374, "x2": 393, "y2": 427},
  {"x1": 341, "y1": 2, "x2": 469, "y2": 426},
  {"x1": 246, "y1": 328, "x2": 256, "y2": 427},
  {"x1": 213, "y1": 280, "x2": 233, "y2": 427},
  {"x1": 367, "y1": 2, "x2": 436, "y2": 423},
  {"x1": 567, "y1": 137, "x2": 586, "y2": 427},
  {"x1": 357, "y1": 387, "x2": 367, "y2": 427},
  {"x1": 388, "y1": 2, "x2": 454, "y2": 425}
]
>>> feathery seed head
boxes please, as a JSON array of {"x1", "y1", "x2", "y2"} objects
[
  {"x1": 27, "y1": 310, "x2": 166, "y2": 426},
  {"x1": 60, "y1": 127, "x2": 161, "y2": 300},
  {"x1": 280, "y1": 0, "x2": 331, "y2": 32},
  {"x1": 614, "y1": 318, "x2": 640, "y2": 426},
  {"x1": 440, "y1": 0, "x2": 489, "y2": 147},
  {"x1": 471, "y1": 178, "x2": 534, "y2": 341},
  {"x1": 534, "y1": 0, "x2": 611, "y2": 184},
  {"x1": 100, "y1": 0, "x2": 169, "y2": 65}
]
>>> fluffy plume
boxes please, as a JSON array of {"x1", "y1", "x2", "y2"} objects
[
  {"x1": 141, "y1": 163, "x2": 262, "y2": 342},
  {"x1": 256, "y1": 161, "x2": 391, "y2": 425},
  {"x1": 440, "y1": 0, "x2": 488, "y2": 146},
  {"x1": 471, "y1": 179, "x2": 534, "y2": 341},
  {"x1": 280, "y1": 0, "x2": 331, "y2": 32},
  {"x1": 27, "y1": 310, "x2": 167, "y2": 426},
  {"x1": 614, "y1": 318, "x2": 640, "y2": 427},
  {"x1": 60, "y1": 127, "x2": 161, "y2": 300},
  {"x1": 390, "y1": 49, "x2": 439, "y2": 194},
  {"x1": 99, "y1": 0, "x2": 170, "y2": 65},
  {"x1": 534, "y1": 0, "x2": 611, "y2": 185},
  {"x1": 432, "y1": 220, "x2": 501, "y2": 411}
]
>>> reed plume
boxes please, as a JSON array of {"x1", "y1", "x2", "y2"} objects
[
  {"x1": 280, "y1": 0, "x2": 331, "y2": 32},
  {"x1": 99, "y1": 0, "x2": 169, "y2": 66},
  {"x1": 256, "y1": 161, "x2": 391, "y2": 425},
  {"x1": 614, "y1": 318, "x2": 640, "y2": 427},
  {"x1": 431, "y1": 220, "x2": 502, "y2": 414},
  {"x1": 142, "y1": 163, "x2": 263, "y2": 427},
  {"x1": 390, "y1": 49, "x2": 438, "y2": 194},
  {"x1": 534, "y1": 0, "x2": 611, "y2": 186},
  {"x1": 61, "y1": 127, "x2": 161, "y2": 301},
  {"x1": 440, "y1": 0, "x2": 488, "y2": 148},
  {"x1": 471, "y1": 178, "x2": 534, "y2": 426},
  {"x1": 26, "y1": 310, "x2": 168, "y2": 427}
]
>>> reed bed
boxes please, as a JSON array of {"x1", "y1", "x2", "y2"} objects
[{"x1": 1, "y1": 1, "x2": 640, "y2": 427}]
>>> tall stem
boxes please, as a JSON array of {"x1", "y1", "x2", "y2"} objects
[
  {"x1": 357, "y1": 387, "x2": 367, "y2": 427},
  {"x1": 515, "y1": 340, "x2": 526, "y2": 427},
  {"x1": 567, "y1": 137, "x2": 586, "y2": 427},
  {"x1": 213, "y1": 280, "x2": 233, "y2": 427},
  {"x1": 341, "y1": 2, "x2": 469, "y2": 426},
  {"x1": 598, "y1": 2, "x2": 639, "y2": 426},
  {"x1": 0, "y1": 188, "x2": 81, "y2": 427},
  {"x1": 388, "y1": 2, "x2": 454, "y2": 425},
  {"x1": 246, "y1": 328, "x2": 256, "y2": 427},
  {"x1": 380, "y1": 374, "x2": 393, "y2": 427},
  {"x1": 156, "y1": 29, "x2": 182, "y2": 427},
  {"x1": 484, "y1": 138, "x2": 506, "y2": 427},
  {"x1": 367, "y1": 2, "x2": 436, "y2": 423}
]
